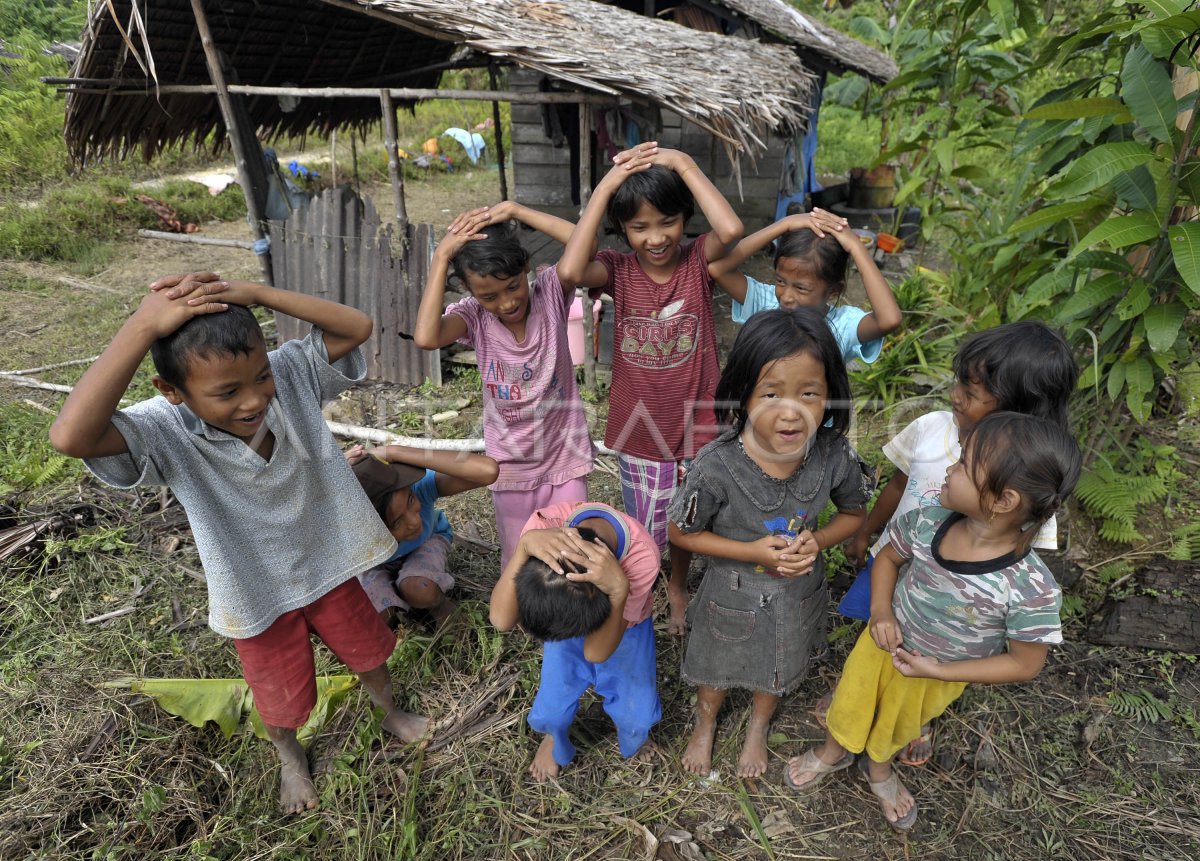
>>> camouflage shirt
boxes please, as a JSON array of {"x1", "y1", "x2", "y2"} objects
[{"x1": 889, "y1": 506, "x2": 1062, "y2": 663}]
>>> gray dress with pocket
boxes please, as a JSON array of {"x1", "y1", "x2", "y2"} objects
[{"x1": 668, "y1": 427, "x2": 872, "y2": 694}]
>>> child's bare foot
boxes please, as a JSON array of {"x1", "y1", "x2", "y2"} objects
[
  {"x1": 630, "y1": 738, "x2": 658, "y2": 763},
  {"x1": 530, "y1": 735, "x2": 560, "y2": 782},
  {"x1": 736, "y1": 720, "x2": 770, "y2": 778},
  {"x1": 382, "y1": 709, "x2": 429, "y2": 743},
  {"x1": 681, "y1": 720, "x2": 716, "y2": 775},
  {"x1": 279, "y1": 757, "x2": 319, "y2": 814},
  {"x1": 666, "y1": 585, "x2": 688, "y2": 636}
]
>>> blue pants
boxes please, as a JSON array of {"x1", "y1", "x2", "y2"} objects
[
  {"x1": 528, "y1": 618, "x2": 661, "y2": 767},
  {"x1": 837, "y1": 554, "x2": 874, "y2": 621}
]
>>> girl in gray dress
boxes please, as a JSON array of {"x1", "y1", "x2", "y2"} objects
[{"x1": 668, "y1": 308, "x2": 870, "y2": 780}]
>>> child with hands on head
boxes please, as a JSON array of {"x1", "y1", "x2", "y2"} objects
[
  {"x1": 348, "y1": 443, "x2": 498, "y2": 627},
  {"x1": 557, "y1": 142, "x2": 744, "y2": 637},
  {"x1": 708, "y1": 208, "x2": 902, "y2": 365},
  {"x1": 785, "y1": 412, "x2": 1081, "y2": 833},
  {"x1": 489, "y1": 501, "x2": 662, "y2": 782},
  {"x1": 50, "y1": 273, "x2": 428, "y2": 815},
  {"x1": 666, "y1": 308, "x2": 871, "y2": 779},
  {"x1": 414, "y1": 201, "x2": 595, "y2": 569}
]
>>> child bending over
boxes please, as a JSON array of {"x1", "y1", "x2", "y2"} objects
[
  {"x1": 50, "y1": 273, "x2": 427, "y2": 814},
  {"x1": 349, "y1": 444, "x2": 498, "y2": 627},
  {"x1": 490, "y1": 502, "x2": 662, "y2": 781},
  {"x1": 786, "y1": 413, "x2": 1080, "y2": 833}
]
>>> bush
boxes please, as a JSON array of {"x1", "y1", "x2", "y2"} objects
[{"x1": 0, "y1": 43, "x2": 72, "y2": 192}]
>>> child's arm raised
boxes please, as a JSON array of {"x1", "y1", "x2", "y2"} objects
[
  {"x1": 649, "y1": 148, "x2": 743, "y2": 263},
  {"x1": 557, "y1": 142, "x2": 658, "y2": 291},
  {"x1": 350, "y1": 443, "x2": 499, "y2": 497},
  {"x1": 892, "y1": 639, "x2": 1049, "y2": 684},
  {"x1": 484, "y1": 200, "x2": 593, "y2": 295},
  {"x1": 708, "y1": 210, "x2": 849, "y2": 303},
  {"x1": 413, "y1": 208, "x2": 491, "y2": 350},
  {"x1": 827, "y1": 225, "x2": 902, "y2": 342},
  {"x1": 490, "y1": 526, "x2": 595, "y2": 629},
  {"x1": 565, "y1": 538, "x2": 630, "y2": 663},
  {"x1": 50, "y1": 274, "x2": 231, "y2": 459}
]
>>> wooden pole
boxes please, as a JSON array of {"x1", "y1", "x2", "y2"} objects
[
  {"x1": 489, "y1": 64, "x2": 508, "y2": 201},
  {"x1": 188, "y1": 0, "x2": 272, "y2": 284},
  {"x1": 379, "y1": 89, "x2": 409, "y2": 237},
  {"x1": 50, "y1": 81, "x2": 619, "y2": 105},
  {"x1": 138, "y1": 229, "x2": 256, "y2": 249},
  {"x1": 330, "y1": 129, "x2": 338, "y2": 186},
  {"x1": 578, "y1": 104, "x2": 597, "y2": 391}
]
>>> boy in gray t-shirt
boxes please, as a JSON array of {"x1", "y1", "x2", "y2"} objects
[{"x1": 50, "y1": 271, "x2": 426, "y2": 815}]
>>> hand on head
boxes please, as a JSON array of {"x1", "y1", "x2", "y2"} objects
[
  {"x1": 787, "y1": 208, "x2": 849, "y2": 240},
  {"x1": 138, "y1": 273, "x2": 232, "y2": 338},
  {"x1": 520, "y1": 526, "x2": 594, "y2": 575},
  {"x1": 563, "y1": 536, "x2": 628, "y2": 600},
  {"x1": 436, "y1": 208, "x2": 493, "y2": 259}
]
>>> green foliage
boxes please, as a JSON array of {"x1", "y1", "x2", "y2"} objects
[
  {"x1": 157, "y1": 180, "x2": 248, "y2": 224},
  {"x1": 1074, "y1": 463, "x2": 1167, "y2": 544},
  {"x1": 0, "y1": 0, "x2": 86, "y2": 42},
  {"x1": 0, "y1": 404, "x2": 78, "y2": 495},
  {"x1": 0, "y1": 39, "x2": 72, "y2": 191},
  {"x1": 1168, "y1": 519, "x2": 1200, "y2": 561}
]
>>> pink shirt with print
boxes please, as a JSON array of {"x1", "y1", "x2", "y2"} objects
[{"x1": 447, "y1": 267, "x2": 595, "y2": 491}]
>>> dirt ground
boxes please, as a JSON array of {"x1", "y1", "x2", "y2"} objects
[{"x1": 2, "y1": 170, "x2": 1199, "y2": 861}]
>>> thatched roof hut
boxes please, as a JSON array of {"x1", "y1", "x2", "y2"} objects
[{"x1": 61, "y1": 0, "x2": 821, "y2": 166}]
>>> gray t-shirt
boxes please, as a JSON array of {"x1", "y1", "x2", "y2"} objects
[{"x1": 85, "y1": 329, "x2": 397, "y2": 638}]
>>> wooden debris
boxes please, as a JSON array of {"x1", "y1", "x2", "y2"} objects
[{"x1": 1088, "y1": 559, "x2": 1200, "y2": 653}]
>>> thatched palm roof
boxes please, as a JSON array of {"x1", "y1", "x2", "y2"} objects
[
  {"x1": 64, "y1": 0, "x2": 817, "y2": 165},
  {"x1": 713, "y1": 0, "x2": 896, "y2": 82}
]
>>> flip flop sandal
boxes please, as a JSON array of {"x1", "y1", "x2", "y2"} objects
[
  {"x1": 783, "y1": 747, "x2": 855, "y2": 793},
  {"x1": 812, "y1": 691, "x2": 833, "y2": 729},
  {"x1": 897, "y1": 725, "x2": 933, "y2": 767},
  {"x1": 857, "y1": 757, "x2": 918, "y2": 832}
]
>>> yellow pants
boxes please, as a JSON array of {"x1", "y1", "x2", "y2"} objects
[{"x1": 827, "y1": 629, "x2": 967, "y2": 763}]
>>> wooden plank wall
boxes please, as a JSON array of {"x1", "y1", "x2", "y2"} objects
[
  {"x1": 509, "y1": 68, "x2": 787, "y2": 230},
  {"x1": 268, "y1": 185, "x2": 440, "y2": 386}
]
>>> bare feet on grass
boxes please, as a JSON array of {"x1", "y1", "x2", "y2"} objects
[
  {"x1": 279, "y1": 757, "x2": 319, "y2": 815},
  {"x1": 666, "y1": 585, "x2": 689, "y2": 637},
  {"x1": 530, "y1": 735, "x2": 561, "y2": 782},
  {"x1": 382, "y1": 709, "x2": 430, "y2": 743},
  {"x1": 737, "y1": 719, "x2": 770, "y2": 778},
  {"x1": 681, "y1": 719, "x2": 716, "y2": 775}
]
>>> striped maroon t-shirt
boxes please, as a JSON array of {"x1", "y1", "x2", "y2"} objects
[{"x1": 597, "y1": 236, "x2": 720, "y2": 461}]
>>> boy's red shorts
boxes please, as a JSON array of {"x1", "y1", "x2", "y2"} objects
[{"x1": 233, "y1": 577, "x2": 396, "y2": 729}]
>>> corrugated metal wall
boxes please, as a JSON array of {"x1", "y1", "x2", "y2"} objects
[{"x1": 268, "y1": 185, "x2": 440, "y2": 386}]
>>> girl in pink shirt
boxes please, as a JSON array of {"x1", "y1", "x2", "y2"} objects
[
  {"x1": 415, "y1": 202, "x2": 595, "y2": 568},
  {"x1": 558, "y1": 142, "x2": 743, "y2": 637}
]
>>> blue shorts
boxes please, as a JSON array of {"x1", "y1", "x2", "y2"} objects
[
  {"x1": 528, "y1": 618, "x2": 661, "y2": 766},
  {"x1": 837, "y1": 554, "x2": 873, "y2": 621}
]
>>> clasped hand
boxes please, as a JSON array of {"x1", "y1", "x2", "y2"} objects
[{"x1": 749, "y1": 530, "x2": 818, "y2": 577}]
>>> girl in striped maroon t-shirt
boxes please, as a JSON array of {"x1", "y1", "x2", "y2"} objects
[{"x1": 559, "y1": 142, "x2": 743, "y2": 637}]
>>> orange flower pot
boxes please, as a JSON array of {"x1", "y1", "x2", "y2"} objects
[{"x1": 875, "y1": 232, "x2": 903, "y2": 253}]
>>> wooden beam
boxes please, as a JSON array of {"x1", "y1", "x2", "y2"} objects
[
  {"x1": 49, "y1": 81, "x2": 620, "y2": 104},
  {"x1": 578, "y1": 105, "x2": 596, "y2": 391},
  {"x1": 489, "y1": 64, "x2": 508, "y2": 201},
  {"x1": 379, "y1": 89, "x2": 409, "y2": 236},
  {"x1": 189, "y1": 0, "x2": 272, "y2": 283},
  {"x1": 138, "y1": 229, "x2": 256, "y2": 249}
]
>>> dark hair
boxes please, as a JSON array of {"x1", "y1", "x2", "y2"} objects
[
  {"x1": 962, "y1": 412, "x2": 1082, "y2": 552},
  {"x1": 713, "y1": 307, "x2": 851, "y2": 435},
  {"x1": 514, "y1": 527, "x2": 613, "y2": 641},
  {"x1": 774, "y1": 230, "x2": 849, "y2": 301},
  {"x1": 605, "y1": 165, "x2": 695, "y2": 243},
  {"x1": 449, "y1": 220, "x2": 530, "y2": 289},
  {"x1": 150, "y1": 304, "x2": 264, "y2": 390},
  {"x1": 953, "y1": 322, "x2": 1077, "y2": 427}
]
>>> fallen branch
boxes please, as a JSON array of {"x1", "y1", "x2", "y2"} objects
[
  {"x1": 325, "y1": 420, "x2": 613, "y2": 455},
  {"x1": 1, "y1": 374, "x2": 76, "y2": 395},
  {"x1": 138, "y1": 229, "x2": 256, "y2": 249},
  {"x1": 84, "y1": 606, "x2": 137, "y2": 624},
  {"x1": 2, "y1": 355, "x2": 98, "y2": 375}
]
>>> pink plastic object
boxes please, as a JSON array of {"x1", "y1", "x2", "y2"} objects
[{"x1": 567, "y1": 296, "x2": 601, "y2": 365}]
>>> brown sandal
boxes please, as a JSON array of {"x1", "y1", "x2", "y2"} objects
[
  {"x1": 857, "y1": 757, "x2": 918, "y2": 832},
  {"x1": 783, "y1": 747, "x2": 855, "y2": 793}
]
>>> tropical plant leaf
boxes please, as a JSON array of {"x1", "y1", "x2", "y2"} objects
[
  {"x1": 1008, "y1": 200, "x2": 1097, "y2": 235},
  {"x1": 1115, "y1": 280, "x2": 1153, "y2": 320},
  {"x1": 1121, "y1": 43, "x2": 1179, "y2": 145},
  {"x1": 1046, "y1": 142, "x2": 1155, "y2": 199},
  {"x1": 1023, "y1": 97, "x2": 1131, "y2": 121},
  {"x1": 1053, "y1": 273, "x2": 1124, "y2": 324},
  {"x1": 118, "y1": 677, "x2": 250, "y2": 739},
  {"x1": 1111, "y1": 165, "x2": 1159, "y2": 212},
  {"x1": 1143, "y1": 303, "x2": 1186, "y2": 353},
  {"x1": 1069, "y1": 213, "x2": 1161, "y2": 259},
  {"x1": 1125, "y1": 356, "x2": 1156, "y2": 420},
  {"x1": 1169, "y1": 223, "x2": 1200, "y2": 296}
]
